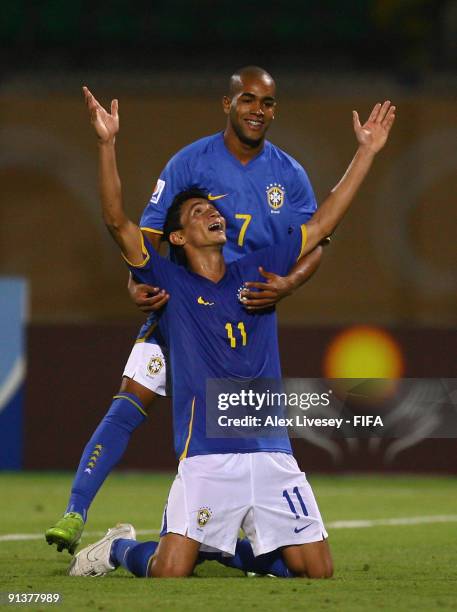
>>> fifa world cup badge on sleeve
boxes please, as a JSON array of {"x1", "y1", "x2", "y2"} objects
[{"x1": 150, "y1": 179, "x2": 166, "y2": 204}]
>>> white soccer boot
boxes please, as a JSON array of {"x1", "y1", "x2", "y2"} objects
[{"x1": 68, "y1": 523, "x2": 136, "y2": 577}]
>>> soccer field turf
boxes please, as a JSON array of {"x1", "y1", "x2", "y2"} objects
[{"x1": 0, "y1": 473, "x2": 456, "y2": 611}]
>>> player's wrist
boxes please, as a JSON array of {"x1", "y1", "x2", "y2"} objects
[
  {"x1": 97, "y1": 137, "x2": 116, "y2": 148},
  {"x1": 356, "y1": 143, "x2": 377, "y2": 159},
  {"x1": 282, "y1": 275, "x2": 296, "y2": 295}
]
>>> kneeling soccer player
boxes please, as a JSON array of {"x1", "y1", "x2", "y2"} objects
[
  {"x1": 69, "y1": 94, "x2": 395, "y2": 578},
  {"x1": 69, "y1": 92, "x2": 394, "y2": 578}
]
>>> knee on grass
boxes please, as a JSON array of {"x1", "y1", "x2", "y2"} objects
[
  {"x1": 284, "y1": 550, "x2": 334, "y2": 579},
  {"x1": 293, "y1": 558, "x2": 334, "y2": 579},
  {"x1": 148, "y1": 559, "x2": 194, "y2": 578}
]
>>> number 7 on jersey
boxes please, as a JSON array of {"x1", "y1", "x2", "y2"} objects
[{"x1": 235, "y1": 214, "x2": 252, "y2": 246}]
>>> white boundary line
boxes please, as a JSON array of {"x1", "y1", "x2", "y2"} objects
[
  {"x1": 0, "y1": 529, "x2": 161, "y2": 542},
  {"x1": 2, "y1": 515, "x2": 457, "y2": 543},
  {"x1": 327, "y1": 515, "x2": 457, "y2": 528}
]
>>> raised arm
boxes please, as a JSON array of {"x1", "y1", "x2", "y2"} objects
[
  {"x1": 243, "y1": 99, "x2": 395, "y2": 308},
  {"x1": 240, "y1": 102, "x2": 394, "y2": 310},
  {"x1": 83, "y1": 86, "x2": 144, "y2": 265},
  {"x1": 299, "y1": 101, "x2": 396, "y2": 258}
]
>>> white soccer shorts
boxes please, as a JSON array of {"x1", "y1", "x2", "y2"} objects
[
  {"x1": 122, "y1": 341, "x2": 168, "y2": 396},
  {"x1": 161, "y1": 452, "x2": 328, "y2": 556}
]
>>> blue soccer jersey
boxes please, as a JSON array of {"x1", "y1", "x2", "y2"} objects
[
  {"x1": 126, "y1": 226, "x2": 308, "y2": 460},
  {"x1": 141, "y1": 132, "x2": 316, "y2": 263}
]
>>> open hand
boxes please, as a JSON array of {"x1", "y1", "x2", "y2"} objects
[
  {"x1": 83, "y1": 86, "x2": 119, "y2": 144},
  {"x1": 128, "y1": 275, "x2": 170, "y2": 313},
  {"x1": 353, "y1": 101, "x2": 396, "y2": 154},
  {"x1": 239, "y1": 267, "x2": 293, "y2": 311}
]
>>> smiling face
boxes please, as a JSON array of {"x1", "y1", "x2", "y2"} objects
[
  {"x1": 169, "y1": 197, "x2": 227, "y2": 250},
  {"x1": 223, "y1": 72, "x2": 276, "y2": 147}
]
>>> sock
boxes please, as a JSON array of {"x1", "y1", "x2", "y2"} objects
[
  {"x1": 110, "y1": 539, "x2": 158, "y2": 577},
  {"x1": 65, "y1": 393, "x2": 146, "y2": 520},
  {"x1": 110, "y1": 537, "x2": 293, "y2": 579},
  {"x1": 214, "y1": 538, "x2": 294, "y2": 578}
]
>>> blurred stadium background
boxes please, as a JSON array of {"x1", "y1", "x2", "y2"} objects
[{"x1": 1, "y1": 0, "x2": 456, "y2": 475}]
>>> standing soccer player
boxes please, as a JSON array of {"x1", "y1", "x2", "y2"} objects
[
  {"x1": 46, "y1": 67, "x2": 370, "y2": 554},
  {"x1": 68, "y1": 94, "x2": 395, "y2": 577}
]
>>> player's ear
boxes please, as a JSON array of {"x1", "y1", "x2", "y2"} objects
[
  {"x1": 169, "y1": 231, "x2": 186, "y2": 246},
  {"x1": 222, "y1": 96, "x2": 231, "y2": 116}
]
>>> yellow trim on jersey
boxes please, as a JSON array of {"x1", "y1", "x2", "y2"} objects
[
  {"x1": 179, "y1": 397, "x2": 196, "y2": 461},
  {"x1": 113, "y1": 394, "x2": 148, "y2": 417},
  {"x1": 135, "y1": 322, "x2": 158, "y2": 344},
  {"x1": 297, "y1": 224, "x2": 308, "y2": 260},
  {"x1": 141, "y1": 226, "x2": 164, "y2": 235},
  {"x1": 121, "y1": 232, "x2": 150, "y2": 268}
]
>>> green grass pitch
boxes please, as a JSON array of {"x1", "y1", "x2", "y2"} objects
[{"x1": 0, "y1": 473, "x2": 456, "y2": 611}]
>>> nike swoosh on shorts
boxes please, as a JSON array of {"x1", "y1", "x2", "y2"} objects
[{"x1": 294, "y1": 523, "x2": 313, "y2": 534}]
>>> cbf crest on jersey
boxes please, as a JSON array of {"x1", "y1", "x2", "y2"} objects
[{"x1": 266, "y1": 183, "x2": 285, "y2": 212}]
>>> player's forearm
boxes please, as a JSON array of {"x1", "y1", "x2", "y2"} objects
[
  {"x1": 317, "y1": 145, "x2": 375, "y2": 234},
  {"x1": 97, "y1": 141, "x2": 143, "y2": 262},
  {"x1": 286, "y1": 245, "x2": 323, "y2": 291},
  {"x1": 97, "y1": 141, "x2": 128, "y2": 231},
  {"x1": 304, "y1": 145, "x2": 375, "y2": 253}
]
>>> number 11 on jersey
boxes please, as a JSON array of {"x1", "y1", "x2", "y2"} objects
[{"x1": 225, "y1": 322, "x2": 247, "y2": 348}]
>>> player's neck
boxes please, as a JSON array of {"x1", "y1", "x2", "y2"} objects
[
  {"x1": 223, "y1": 128, "x2": 264, "y2": 165},
  {"x1": 187, "y1": 246, "x2": 226, "y2": 283}
]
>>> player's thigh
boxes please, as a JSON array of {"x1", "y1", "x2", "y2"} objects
[
  {"x1": 120, "y1": 340, "x2": 169, "y2": 410},
  {"x1": 282, "y1": 539, "x2": 333, "y2": 579},
  {"x1": 149, "y1": 533, "x2": 200, "y2": 578},
  {"x1": 247, "y1": 453, "x2": 328, "y2": 556}
]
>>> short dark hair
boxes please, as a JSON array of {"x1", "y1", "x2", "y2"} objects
[
  {"x1": 163, "y1": 187, "x2": 209, "y2": 241},
  {"x1": 162, "y1": 187, "x2": 209, "y2": 265}
]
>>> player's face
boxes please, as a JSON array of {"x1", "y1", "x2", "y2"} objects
[
  {"x1": 175, "y1": 198, "x2": 227, "y2": 248},
  {"x1": 224, "y1": 75, "x2": 276, "y2": 147}
]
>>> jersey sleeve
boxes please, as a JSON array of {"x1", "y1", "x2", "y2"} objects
[
  {"x1": 139, "y1": 151, "x2": 193, "y2": 236},
  {"x1": 237, "y1": 225, "x2": 308, "y2": 278},
  {"x1": 288, "y1": 164, "x2": 317, "y2": 224},
  {"x1": 123, "y1": 233, "x2": 178, "y2": 291}
]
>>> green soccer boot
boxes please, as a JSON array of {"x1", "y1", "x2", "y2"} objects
[{"x1": 45, "y1": 512, "x2": 84, "y2": 554}]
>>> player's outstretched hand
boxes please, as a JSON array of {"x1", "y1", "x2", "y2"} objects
[
  {"x1": 82, "y1": 86, "x2": 119, "y2": 144},
  {"x1": 353, "y1": 101, "x2": 396, "y2": 154},
  {"x1": 239, "y1": 267, "x2": 292, "y2": 311},
  {"x1": 128, "y1": 274, "x2": 170, "y2": 313}
]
